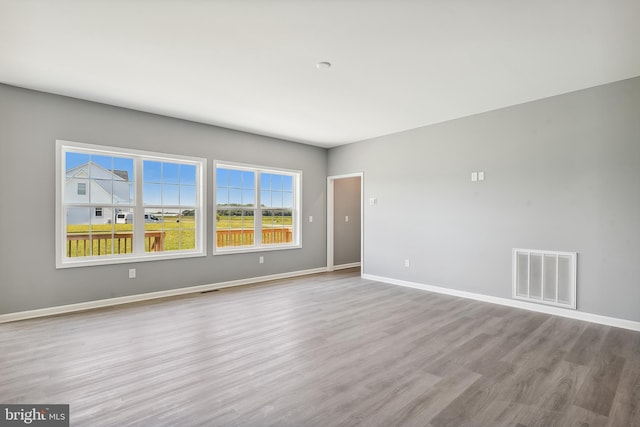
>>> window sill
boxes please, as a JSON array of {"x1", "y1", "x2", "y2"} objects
[
  {"x1": 213, "y1": 244, "x2": 302, "y2": 256},
  {"x1": 56, "y1": 250, "x2": 206, "y2": 269}
]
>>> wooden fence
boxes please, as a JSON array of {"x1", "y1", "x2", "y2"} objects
[
  {"x1": 67, "y1": 228, "x2": 293, "y2": 256},
  {"x1": 216, "y1": 228, "x2": 292, "y2": 247},
  {"x1": 66, "y1": 231, "x2": 165, "y2": 257}
]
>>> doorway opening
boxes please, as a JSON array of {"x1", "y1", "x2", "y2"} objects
[{"x1": 327, "y1": 173, "x2": 363, "y2": 273}]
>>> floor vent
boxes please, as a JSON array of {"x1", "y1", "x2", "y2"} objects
[{"x1": 512, "y1": 248, "x2": 577, "y2": 309}]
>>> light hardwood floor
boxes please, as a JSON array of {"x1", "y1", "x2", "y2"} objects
[{"x1": 1, "y1": 268, "x2": 639, "y2": 426}]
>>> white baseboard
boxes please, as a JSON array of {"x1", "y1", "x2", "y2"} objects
[
  {"x1": 362, "y1": 274, "x2": 640, "y2": 332},
  {"x1": 333, "y1": 262, "x2": 361, "y2": 271},
  {"x1": 0, "y1": 267, "x2": 328, "y2": 324}
]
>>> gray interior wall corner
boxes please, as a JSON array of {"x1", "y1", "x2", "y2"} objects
[
  {"x1": 327, "y1": 76, "x2": 640, "y2": 323},
  {"x1": 0, "y1": 83, "x2": 328, "y2": 315}
]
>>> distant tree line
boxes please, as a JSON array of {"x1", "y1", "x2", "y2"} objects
[{"x1": 215, "y1": 204, "x2": 293, "y2": 218}]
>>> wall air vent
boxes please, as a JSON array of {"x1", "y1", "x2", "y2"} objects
[{"x1": 512, "y1": 248, "x2": 577, "y2": 309}]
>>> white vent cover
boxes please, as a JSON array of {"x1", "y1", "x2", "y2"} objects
[{"x1": 512, "y1": 248, "x2": 577, "y2": 309}]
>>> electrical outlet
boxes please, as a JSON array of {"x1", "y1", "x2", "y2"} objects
[
  {"x1": 471, "y1": 172, "x2": 478, "y2": 182},
  {"x1": 404, "y1": 259, "x2": 410, "y2": 268},
  {"x1": 309, "y1": 215, "x2": 313, "y2": 223},
  {"x1": 478, "y1": 171, "x2": 485, "y2": 181},
  {"x1": 128, "y1": 268, "x2": 136, "y2": 279},
  {"x1": 259, "y1": 256, "x2": 264, "y2": 264}
]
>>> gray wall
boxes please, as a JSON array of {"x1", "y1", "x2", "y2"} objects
[
  {"x1": 333, "y1": 176, "x2": 361, "y2": 266},
  {"x1": 0, "y1": 84, "x2": 327, "y2": 315},
  {"x1": 328, "y1": 76, "x2": 640, "y2": 322}
]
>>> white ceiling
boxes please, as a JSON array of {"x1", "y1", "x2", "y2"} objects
[{"x1": 1, "y1": 1, "x2": 639, "y2": 148}]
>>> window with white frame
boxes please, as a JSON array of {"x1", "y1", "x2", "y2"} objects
[
  {"x1": 56, "y1": 140, "x2": 206, "y2": 268},
  {"x1": 215, "y1": 162, "x2": 300, "y2": 252}
]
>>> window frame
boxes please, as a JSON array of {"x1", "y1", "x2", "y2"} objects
[
  {"x1": 214, "y1": 160, "x2": 302, "y2": 255},
  {"x1": 56, "y1": 140, "x2": 207, "y2": 268}
]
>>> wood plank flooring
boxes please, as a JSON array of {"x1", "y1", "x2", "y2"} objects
[{"x1": 1, "y1": 268, "x2": 639, "y2": 426}]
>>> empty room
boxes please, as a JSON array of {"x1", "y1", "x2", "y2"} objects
[{"x1": 1, "y1": 1, "x2": 639, "y2": 426}]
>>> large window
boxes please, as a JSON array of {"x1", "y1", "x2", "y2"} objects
[
  {"x1": 215, "y1": 162, "x2": 301, "y2": 253},
  {"x1": 56, "y1": 140, "x2": 206, "y2": 268}
]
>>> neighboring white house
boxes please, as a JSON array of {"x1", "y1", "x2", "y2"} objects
[{"x1": 65, "y1": 161, "x2": 131, "y2": 225}]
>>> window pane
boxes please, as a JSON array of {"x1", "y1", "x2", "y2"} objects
[
  {"x1": 60, "y1": 143, "x2": 204, "y2": 266},
  {"x1": 242, "y1": 189, "x2": 255, "y2": 206},
  {"x1": 216, "y1": 168, "x2": 229, "y2": 187},
  {"x1": 66, "y1": 207, "x2": 92, "y2": 257},
  {"x1": 112, "y1": 157, "x2": 134, "y2": 182},
  {"x1": 144, "y1": 161, "x2": 162, "y2": 183},
  {"x1": 216, "y1": 187, "x2": 229, "y2": 206},
  {"x1": 65, "y1": 152, "x2": 90, "y2": 172},
  {"x1": 283, "y1": 191, "x2": 293, "y2": 209},
  {"x1": 144, "y1": 183, "x2": 162, "y2": 205},
  {"x1": 262, "y1": 210, "x2": 292, "y2": 245},
  {"x1": 144, "y1": 208, "x2": 165, "y2": 253},
  {"x1": 180, "y1": 185, "x2": 196, "y2": 206},
  {"x1": 215, "y1": 209, "x2": 254, "y2": 248},
  {"x1": 181, "y1": 164, "x2": 196, "y2": 185},
  {"x1": 114, "y1": 208, "x2": 134, "y2": 229},
  {"x1": 66, "y1": 207, "x2": 136, "y2": 258},
  {"x1": 90, "y1": 155, "x2": 113, "y2": 178},
  {"x1": 163, "y1": 184, "x2": 180, "y2": 205},
  {"x1": 163, "y1": 162, "x2": 180, "y2": 184},
  {"x1": 179, "y1": 210, "x2": 196, "y2": 250},
  {"x1": 67, "y1": 206, "x2": 90, "y2": 227},
  {"x1": 260, "y1": 173, "x2": 271, "y2": 190},
  {"x1": 113, "y1": 181, "x2": 134, "y2": 204},
  {"x1": 271, "y1": 191, "x2": 283, "y2": 208},
  {"x1": 164, "y1": 209, "x2": 181, "y2": 230},
  {"x1": 215, "y1": 164, "x2": 298, "y2": 251},
  {"x1": 180, "y1": 228, "x2": 196, "y2": 250},
  {"x1": 270, "y1": 174, "x2": 283, "y2": 190},
  {"x1": 282, "y1": 209, "x2": 293, "y2": 227},
  {"x1": 216, "y1": 210, "x2": 231, "y2": 230},
  {"x1": 229, "y1": 188, "x2": 242, "y2": 205},
  {"x1": 181, "y1": 210, "x2": 196, "y2": 228},
  {"x1": 91, "y1": 179, "x2": 113, "y2": 204},
  {"x1": 242, "y1": 171, "x2": 254, "y2": 189},
  {"x1": 282, "y1": 175, "x2": 293, "y2": 192},
  {"x1": 112, "y1": 208, "x2": 134, "y2": 253},
  {"x1": 65, "y1": 179, "x2": 89, "y2": 203},
  {"x1": 229, "y1": 169, "x2": 242, "y2": 188},
  {"x1": 261, "y1": 190, "x2": 271, "y2": 208}
]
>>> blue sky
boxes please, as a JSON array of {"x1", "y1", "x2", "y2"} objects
[
  {"x1": 66, "y1": 152, "x2": 197, "y2": 206},
  {"x1": 65, "y1": 152, "x2": 294, "y2": 208},
  {"x1": 216, "y1": 168, "x2": 293, "y2": 208}
]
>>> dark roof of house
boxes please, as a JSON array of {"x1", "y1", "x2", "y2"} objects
[{"x1": 112, "y1": 170, "x2": 129, "y2": 181}]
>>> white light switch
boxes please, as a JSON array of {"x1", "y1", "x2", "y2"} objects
[
  {"x1": 471, "y1": 172, "x2": 478, "y2": 182},
  {"x1": 128, "y1": 268, "x2": 136, "y2": 279},
  {"x1": 369, "y1": 197, "x2": 377, "y2": 206},
  {"x1": 345, "y1": 215, "x2": 349, "y2": 222}
]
